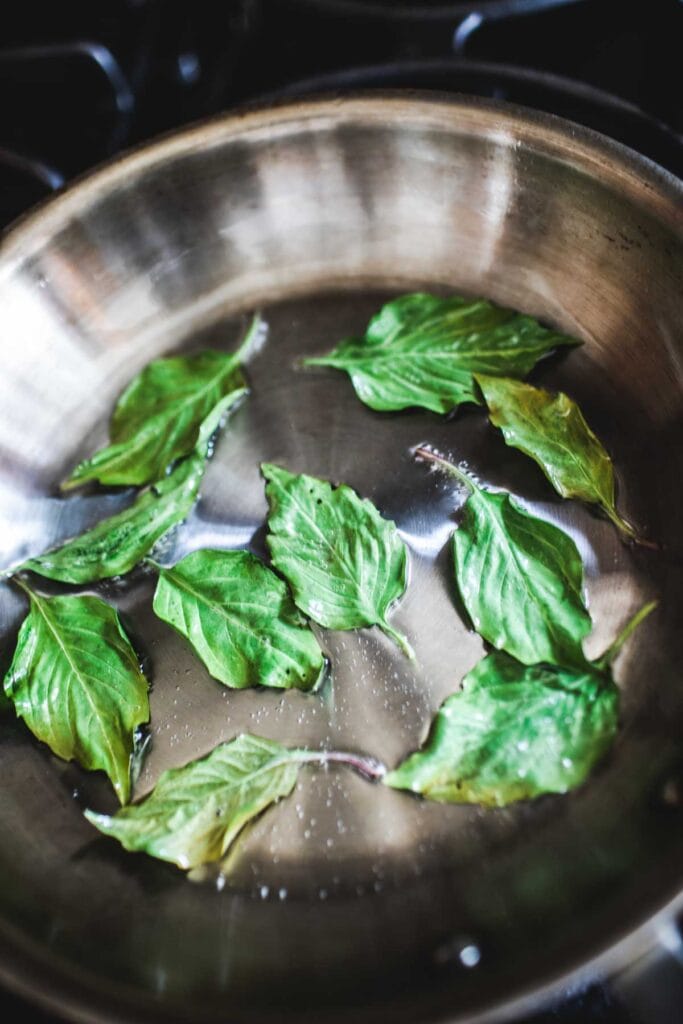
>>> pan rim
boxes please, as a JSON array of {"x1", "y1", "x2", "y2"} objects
[
  {"x1": 0, "y1": 92, "x2": 680, "y2": 267},
  {"x1": 0, "y1": 883, "x2": 679, "y2": 1024}
]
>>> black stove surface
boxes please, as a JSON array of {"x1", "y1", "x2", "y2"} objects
[
  {"x1": 1, "y1": 0, "x2": 681, "y2": 228},
  {"x1": 0, "y1": 1, "x2": 681, "y2": 1022}
]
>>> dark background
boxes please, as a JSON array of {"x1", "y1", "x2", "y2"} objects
[{"x1": 1, "y1": 0, "x2": 681, "y2": 229}]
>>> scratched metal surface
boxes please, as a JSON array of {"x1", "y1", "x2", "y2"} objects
[{"x1": 0, "y1": 97, "x2": 680, "y2": 1024}]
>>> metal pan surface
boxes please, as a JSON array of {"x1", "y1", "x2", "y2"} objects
[{"x1": 0, "y1": 95, "x2": 681, "y2": 1024}]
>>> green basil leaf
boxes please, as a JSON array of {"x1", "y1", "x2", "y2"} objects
[
  {"x1": 151, "y1": 549, "x2": 325, "y2": 691},
  {"x1": 416, "y1": 448, "x2": 591, "y2": 668},
  {"x1": 85, "y1": 734, "x2": 308, "y2": 869},
  {"x1": 62, "y1": 315, "x2": 261, "y2": 489},
  {"x1": 454, "y1": 487, "x2": 591, "y2": 668},
  {"x1": 4, "y1": 587, "x2": 149, "y2": 803},
  {"x1": 22, "y1": 449, "x2": 205, "y2": 584},
  {"x1": 384, "y1": 651, "x2": 618, "y2": 805},
  {"x1": 304, "y1": 293, "x2": 578, "y2": 414},
  {"x1": 385, "y1": 603, "x2": 654, "y2": 806},
  {"x1": 262, "y1": 463, "x2": 412, "y2": 657},
  {"x1": 476, "y1": 374, "x2": 638, "y2": 542}
]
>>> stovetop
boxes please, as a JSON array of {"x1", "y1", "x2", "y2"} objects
[
  {"x1": 1, "y1": 0, "x2": 681, "y2": 230},
  {"x1": 0, "y1": 1, "x2": 681, "y2": 1022}
]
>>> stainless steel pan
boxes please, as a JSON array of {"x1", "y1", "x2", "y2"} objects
[{"x1": 0, "y1": 95, "x2": 681, "y2": 1024}]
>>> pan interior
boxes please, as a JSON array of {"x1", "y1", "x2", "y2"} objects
[{"x1": 0, "y1": 100, "x2": 680, "y2": 1023}]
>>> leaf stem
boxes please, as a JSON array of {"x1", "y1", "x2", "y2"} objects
[
  {"x1": 379, "y1": 620, "x2": 416, "y2": 661},
  {"x1": 413, "y1": 445, "x2": 476, "y2": 492},
  {"x1": 10, "y1": 575, "x2": 34, "y2": 599},
  {"x1": 302, "y1": 354, "x2": 335, "y2": 368},
  {"x1": 296, "y1": 749, "x2": 387, "y2": 782},
  {"x1": 142, "y1": 557, "x2": 163, "y2": 573},
  {"x1": 605, "y1": 506, "x2": 660, "y2": 551},
  {"x1": 233, "y1": 312, "x2": 266, "y2": 365},
  {"x1": 596, "y1": 600, "x2": 657, "y2": 670}
]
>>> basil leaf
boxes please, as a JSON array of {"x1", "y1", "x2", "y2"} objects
[
  {"x1": 4, "y1": 586, "x2": 149, "y2": 803},
  {"x1": 384, "y1": 652, "x2": 618, "y2": 805},
  {"x1": 385, "y1": 603, "x2": 654, "y2": 806},
  {"x1": 454, "y1": 488, "x2": 591, "y2": 668},
  {"x1": 85, "y1": 734, "x2": 308, "y2": 869},
  {"x1": 22, "y1": 449, "x2": 205, "y2": 584},
  {"x1": 262, "y1": 463, "x2": 412, "y2": 657},
  {"x1": 151, "y1": 549, "x2": 325, "y2": 691},
  {"x1": 305, "y1": 293, "x2": 578, "y2": 414},
  {"x1": 62, "y1": 315, "x2": 261, "y2": 489},
  {"x1": 476, "y1": 374, "x2": 638, "y2": 542},
  {"x1": 416, "y1": 448, "x2": 591, "y2": 668}
]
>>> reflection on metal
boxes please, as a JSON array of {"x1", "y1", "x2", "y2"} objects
[
  {"x1": 0, "y1": 147, "x2": 64, "y2": 192},
  {"x1": 0, "y1": 41, "x2": 134, "y2": 114},
  {"x1": 453, "y1": 12, "x2": 484, "y2": 53}
]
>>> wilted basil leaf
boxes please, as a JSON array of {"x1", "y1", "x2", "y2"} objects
[
  {"x1": 416, "y1": 448, "x2": 591, "y2": 668},
  {"x1": 305, "y1": 293, "x2": 578, "y2": 413},
  {"x1": 4, "y1": 586, "x2": 149, "y2": 803},
  {"x1": 85, "y1": 734, "x2": 308, "y2": 869},
  {"x1": 263, "y1": 463, "x2": 412, "y2": 657},
  {"x1": 62, "y1": 314, "x2": 262, "y2": 489},
  {"x1": 152, "y1": 549, "x2": 325, "y2": 691},
  {"x1": 22, "y1": 449, "x2": 205, "y2": 584},
  {"x1": 385, "y1": 603, "x2": 654, "y2": 806},
  {"x1": 384, "y1": 654, "x2": 617, "y2": 805},
  {"x1": 476, "y1": 374, "x2": 639, "y2": 542}
]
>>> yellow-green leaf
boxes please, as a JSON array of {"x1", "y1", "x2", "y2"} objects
[
  {"x1": 476, "y1": 374, "x2": 638, "y2": 541},
  {"x1": 85, "y1": 734, "x2": 309, "y2": 869}
]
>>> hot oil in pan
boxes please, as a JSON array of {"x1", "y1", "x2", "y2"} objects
[{"x1": 39, "y1": 288, "x2": 655, "y2": 900}]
